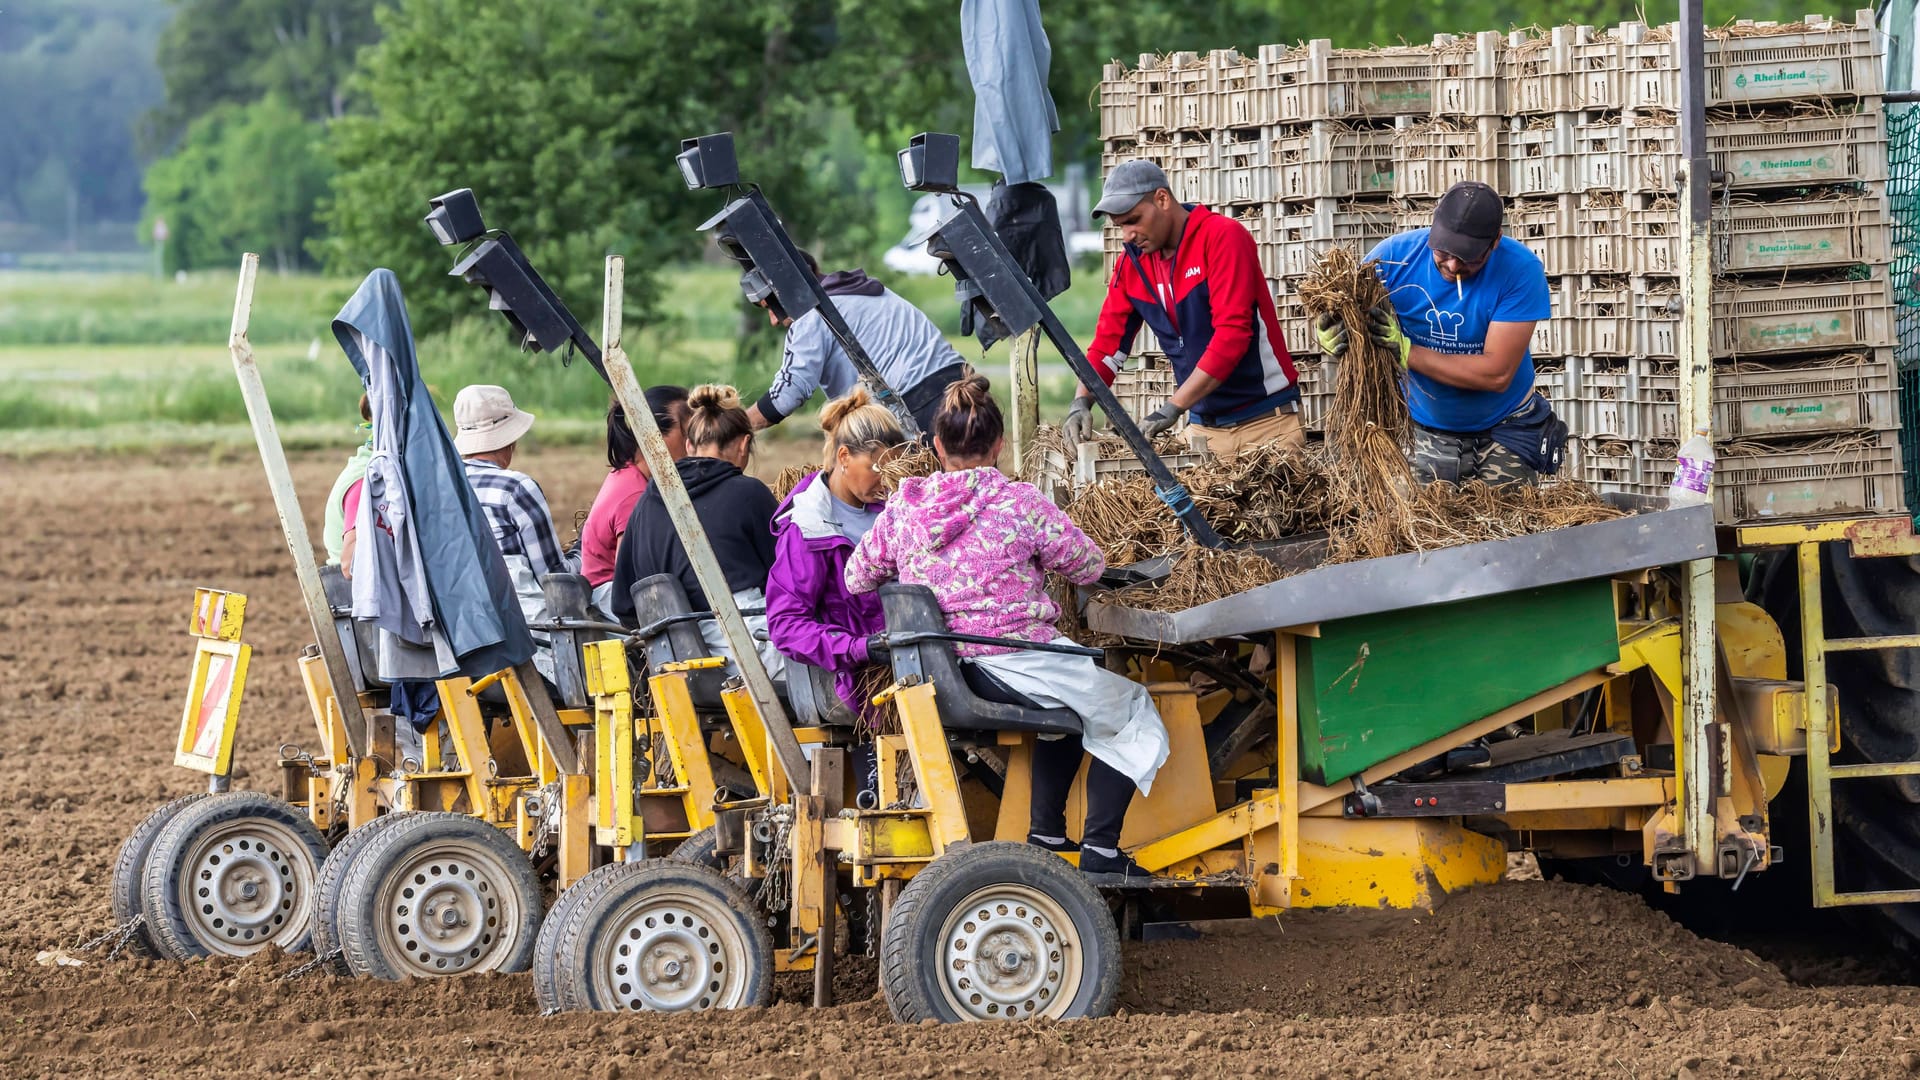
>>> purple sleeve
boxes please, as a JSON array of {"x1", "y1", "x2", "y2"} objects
[
  {"x1": 844, "y1": 506, "x2": 899, "y2": 595},
  {"x1": 767, "y1": 530, "x2": 871, "y2": 674}
]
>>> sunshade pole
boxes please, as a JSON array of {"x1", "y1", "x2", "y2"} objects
[
  {"x1": 226, "y1": 252, "x2": 369, "y2": 757},
  {"x1": 1676, "y1": 0, "x2": 1718, "y2": 874},
  {"x1": 599, "y1": 256, "x2": 813, "y2": 793}
]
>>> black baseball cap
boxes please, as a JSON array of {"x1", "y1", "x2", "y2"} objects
[{"x1": 1429, "y1": 181, "x2": 1504, "y2": 262}]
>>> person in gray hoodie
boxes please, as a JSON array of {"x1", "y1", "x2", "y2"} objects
[{"x1": 746, "y1": 250, "x2": 965, "y2": 434}]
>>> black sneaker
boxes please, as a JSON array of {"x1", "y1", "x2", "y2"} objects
[
  {"x1": 1079, "y1": 848, "x2": 1152, "y2": 884},
  {"x1": 1027, "y1": 833, "x2": 1080, "y2": 855}
]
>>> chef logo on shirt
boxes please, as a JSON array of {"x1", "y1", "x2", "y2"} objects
[{"x1": 1425, "y1": 308, "x2": 1466, "y2": 344}]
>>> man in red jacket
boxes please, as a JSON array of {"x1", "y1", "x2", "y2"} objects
[{"x1": 1064, "y1": 160, "x2": 1302, "y2": 460}]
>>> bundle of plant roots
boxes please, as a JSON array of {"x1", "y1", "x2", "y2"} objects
[{"x1": 1300, "y1": 245, "x2": 1424, "y2": 562}]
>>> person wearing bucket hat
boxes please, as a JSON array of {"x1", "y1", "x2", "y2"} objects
[
  {"x1": 1315, "y1": 181, "x2": 1565, "y2": 486},
  {"x1": 455, "y1": 384, "x2": 574, "y2": 676},
  {"x1": 1065, "y1": 159, "x2": 1304, "y2": 461}
]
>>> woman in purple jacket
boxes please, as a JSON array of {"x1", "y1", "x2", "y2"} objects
[{"x1": 765, "y1": 389, "x2": 909, "y2": 717}]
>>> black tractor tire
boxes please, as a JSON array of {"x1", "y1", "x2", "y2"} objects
[
  {"x1": 308, "y1": 811, "x2": 400, "y2": 975},
  {"x1": 110, "y1": 794, "x2": 211, "y2": 958},
  {"x1": 669, "y1": 826, "x2": 727, "y2": 870},
  {"x1": 534, "y1": 859, "x2": 773, "y2": 1014},
  {"x1": 140, "y1": 791, "x2": 330, "y2": 960},
  {"x1": 880, "y1": 841, "x2": 1122, "y2": 1024},
  {"x1": 1751, "y1": 545, "x2": 1920, "y2": 948},
  {"x1": 332, "y1": 812, "x2": 542, "y2": 980}
]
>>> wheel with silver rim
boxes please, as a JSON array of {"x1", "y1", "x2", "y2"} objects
[
  {"x1": 141, "y1": 792, "x2": 330, "y2": 960},
  {"x1": 333, "y1": 812, "x2": 542, "y2": 980},
  {"x1": 535, "y1": 860, "x2": 772, "y2": 1014},
  {"x1": 111, "y1": 794, "x2": 210, "y2": 958},
  {"x1": 880, "y1": 841, "x2": 1121, "y2": 1024}
]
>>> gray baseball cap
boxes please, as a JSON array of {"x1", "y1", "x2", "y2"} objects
[{"x1": 1092, "y1": 160, "x2": 1171, "y2": 219}]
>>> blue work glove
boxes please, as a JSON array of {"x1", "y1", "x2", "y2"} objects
[
  {"x1": 1367, "y1": 302, "x2": 1412, "y2": 368},
  {"x1": 1062, "y1": 395, "x2": 1095, "y2": 448},
  {"x1": 1139, "y1": 402, "x2": 1186, "y2": 440},
  {"x1": 1313, "y1": 312, "x2": 1349, "y2": 357}
]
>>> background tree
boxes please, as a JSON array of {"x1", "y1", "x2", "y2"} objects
[{"x1": 142, "y1": 97, "x2": 332, "y2": 273}]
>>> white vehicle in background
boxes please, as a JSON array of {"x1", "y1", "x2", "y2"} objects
[{"x1": 882, "y1": 168, "x2": 1103, "y2": 275}]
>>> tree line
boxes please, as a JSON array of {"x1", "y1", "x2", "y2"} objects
[{"x1": 4, "y1": 0, "x2": 1822, "y2": 325}]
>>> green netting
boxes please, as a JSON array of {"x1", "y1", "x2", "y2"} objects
[{"x1": 1889, "y1": 105, "x2": 1920, "y2": 520}]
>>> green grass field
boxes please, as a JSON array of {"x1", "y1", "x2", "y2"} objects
[{"x1": 0, "y1": 262, "x2": 1100, "y2": 456}]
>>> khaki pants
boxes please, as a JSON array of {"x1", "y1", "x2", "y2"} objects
[{"x1": 1186, "y1": 407, "x2": 1306, "y2": 460}]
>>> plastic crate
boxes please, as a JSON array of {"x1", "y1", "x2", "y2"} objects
[
  {"x1": 1297, "y1": 356, "x2": 1337, "y2": 430},
  {"x1": 1712, "y1": 350, "x2": 1898, "y2": 437},
  {"x1": 1270, "y1": 199, "x2": 1400, "y2": 279},
  {"x1": 1705, "y1": 11, "x2": 1883, "y2": 106},
  {"x1": 1509, "y1": 197, "x2": 1581, "y2": 276},
  {"x1": 1510, "y1": 116, "x2": 1576, "y2": 197},
  {"x1": 1570, "y1": 275, "x2": 1635, "y2": 356},
  {"x1": 1573, "y1": 435, "x2": 1659, "y2": 491},
  {"x1": 1213, "y1": 49, "x2": 1262, "y2": 129},
  {"x1": 1711, "y1": 111, "x2": 1888, "y2": 192},
  {"x1": 1273, "y1": 287, "x2": 1315, "y2": 359},
  {"x1": 1531, "y1": 278, "x2": 1574, "y2": 358},
  {"x1": 1099, "y1": 63, "x2": 1138, "y2": 142},
  {"x1": 1635, "y1": 279, "x2": 1683, "y2": 358},
  {"x1": 1113, "y1": 364, "x2": 1177, "y2": 419},
  {"x1": 1583, "y1": 195, "x2": 1632, "y2": 274},
  {"x1": 1272, "y1": 121, "x2": 1398, "y2": 201},
  {"x1": 1504, "y1": 25, "x2": 1623, "y2": 115},
  {"x1": 1256, "y1": 44, "x2": 1304, "y2": 126},
  {"x1": 1561, "y1": 357, "x2": 1677, "y2": 441},
  {"x1": 1628, "y1": 199, "x2": 1683, "y2": 275},
  {"x1": 1648, "y1": 432, "x2": 1907, "y2": 523},
  {"x1": 1166, "y1": 53, "x2": 1214, "y2": 133},
  {"x1": 1136, "y1": 57, "x2": 1171, "y2": 133},
  {"x1": 1622, "y1": 13, "x2": 1885, "y2": 110},
  {"x1": 1712, "y1": 272, "x2": 1895, "y2": 357},
  {"x1": 1716, "y1": 193, "x2": 1891, "y2": 274},
  {"x1": 1573, "y1": 114, "x2": 1630, "y2": 193},
  {"x1": 1394, "y1": 117, "x2": 1507, "y2": 199},
  {"x1": 1163, "y1": 133, "x2": 1217, "y2": 206},
  {"x1": 1287, "y1": 40, "x2": 1436, "y2": 121},
  {"x1": 1432, "y1": 31, "x2": 1507, "y2": 117},
  {"x1": 1623, "y1": 116, "x2": 1680, "y2": 194},
  {"x1": 1215, "y1": 129, "x2": 1271, "y2": 206}
]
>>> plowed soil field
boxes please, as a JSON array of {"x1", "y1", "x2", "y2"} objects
[{"x1": 7, "y1": 448, "x2": 1920, "y2": 1078}]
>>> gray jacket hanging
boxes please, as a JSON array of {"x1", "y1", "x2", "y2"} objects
[
  {"x1": 962, "y1": 0, "x2": 1058, "y2": 186},
  {"x1": 334, "y1": 269, "x2": 533, "y2": 680}
]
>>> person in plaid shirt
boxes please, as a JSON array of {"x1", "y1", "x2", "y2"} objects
[{"x1": 453, "y1": 384, "x2": 573, "y2": 678}]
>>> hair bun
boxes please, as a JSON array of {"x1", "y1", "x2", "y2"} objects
[
  {"x1": 819, "y1": 387, "x2": 873, "y2": 434},
  {"x1": 941, "y1": 369, "x2": 991, "y2": 411},
  {"x1": 688, "y1": 384, "x2": 742, "y2": 413}
]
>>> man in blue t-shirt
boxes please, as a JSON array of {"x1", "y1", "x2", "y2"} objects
[{"x1": 1316, "y1": 182, "x2": 1565, "y2": 485}]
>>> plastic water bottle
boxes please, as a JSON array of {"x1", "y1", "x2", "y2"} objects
[{"x1": 1667, "y1": 426, "x2": 1714, "y2": 507}]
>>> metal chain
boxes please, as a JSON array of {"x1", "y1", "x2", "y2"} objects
[
  {"x1": 755, "y1": 806, "x2": 793, "y2": 912},
  {"x1": 864, "y1": 886, "x2": 879, "y2": 959},
  {"x1": 280, "y1": 948, "x2": 341, "y2": 981},
  {"x1": 530, "y1": 780, "x2": 564, "y2": 858},
  {"x1": 886, "y1": 747, "x2": 919, "y2": 811},
  {"x1": 77, "y1": 915, "x2": 145, "y2": 960}
]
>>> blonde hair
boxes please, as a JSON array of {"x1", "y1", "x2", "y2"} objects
[
  {"x1": 819, "y1": 388, "x2": 908, "y2": 471},
  {"x1": 683, "y1": 384, "x2": 753, "y2": 450}
]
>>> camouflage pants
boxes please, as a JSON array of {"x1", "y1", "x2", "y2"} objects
[{"x1": 1409, "y1": 423, "x2": 1539, "y2": 486}]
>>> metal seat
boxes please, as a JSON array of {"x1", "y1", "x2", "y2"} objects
[
  {"x1": 319, "y1": 564, "x2": 386, "y2": 693},
  {"x1": 628, "y1": 574, "x2": 732, "y2": 709},
  {"x1": 540, "y1": 572, "x2": 607, "y2": 710},
  {"x1": 788, "y1": 662, "x2": 858, "y2": 727},
  {"x1": 877, "y1": 583, "x2": 1081, "y2": 736}
]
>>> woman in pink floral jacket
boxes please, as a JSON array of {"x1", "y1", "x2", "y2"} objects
[{"x1": 845, "y1": 374, "x2": 1168, "y2": 882}]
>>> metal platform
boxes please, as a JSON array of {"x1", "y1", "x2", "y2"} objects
[{"x1": 1083, "y1": 500, "x2": 1716, "y2": 644}]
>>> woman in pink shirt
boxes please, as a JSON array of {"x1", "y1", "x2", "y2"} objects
[
  {"x1": 845, "y1": 375, "x2": 1168, "y2": 883},
  {"x1": 580, "y1": 387, "x2": 689, "y2": 613}
]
